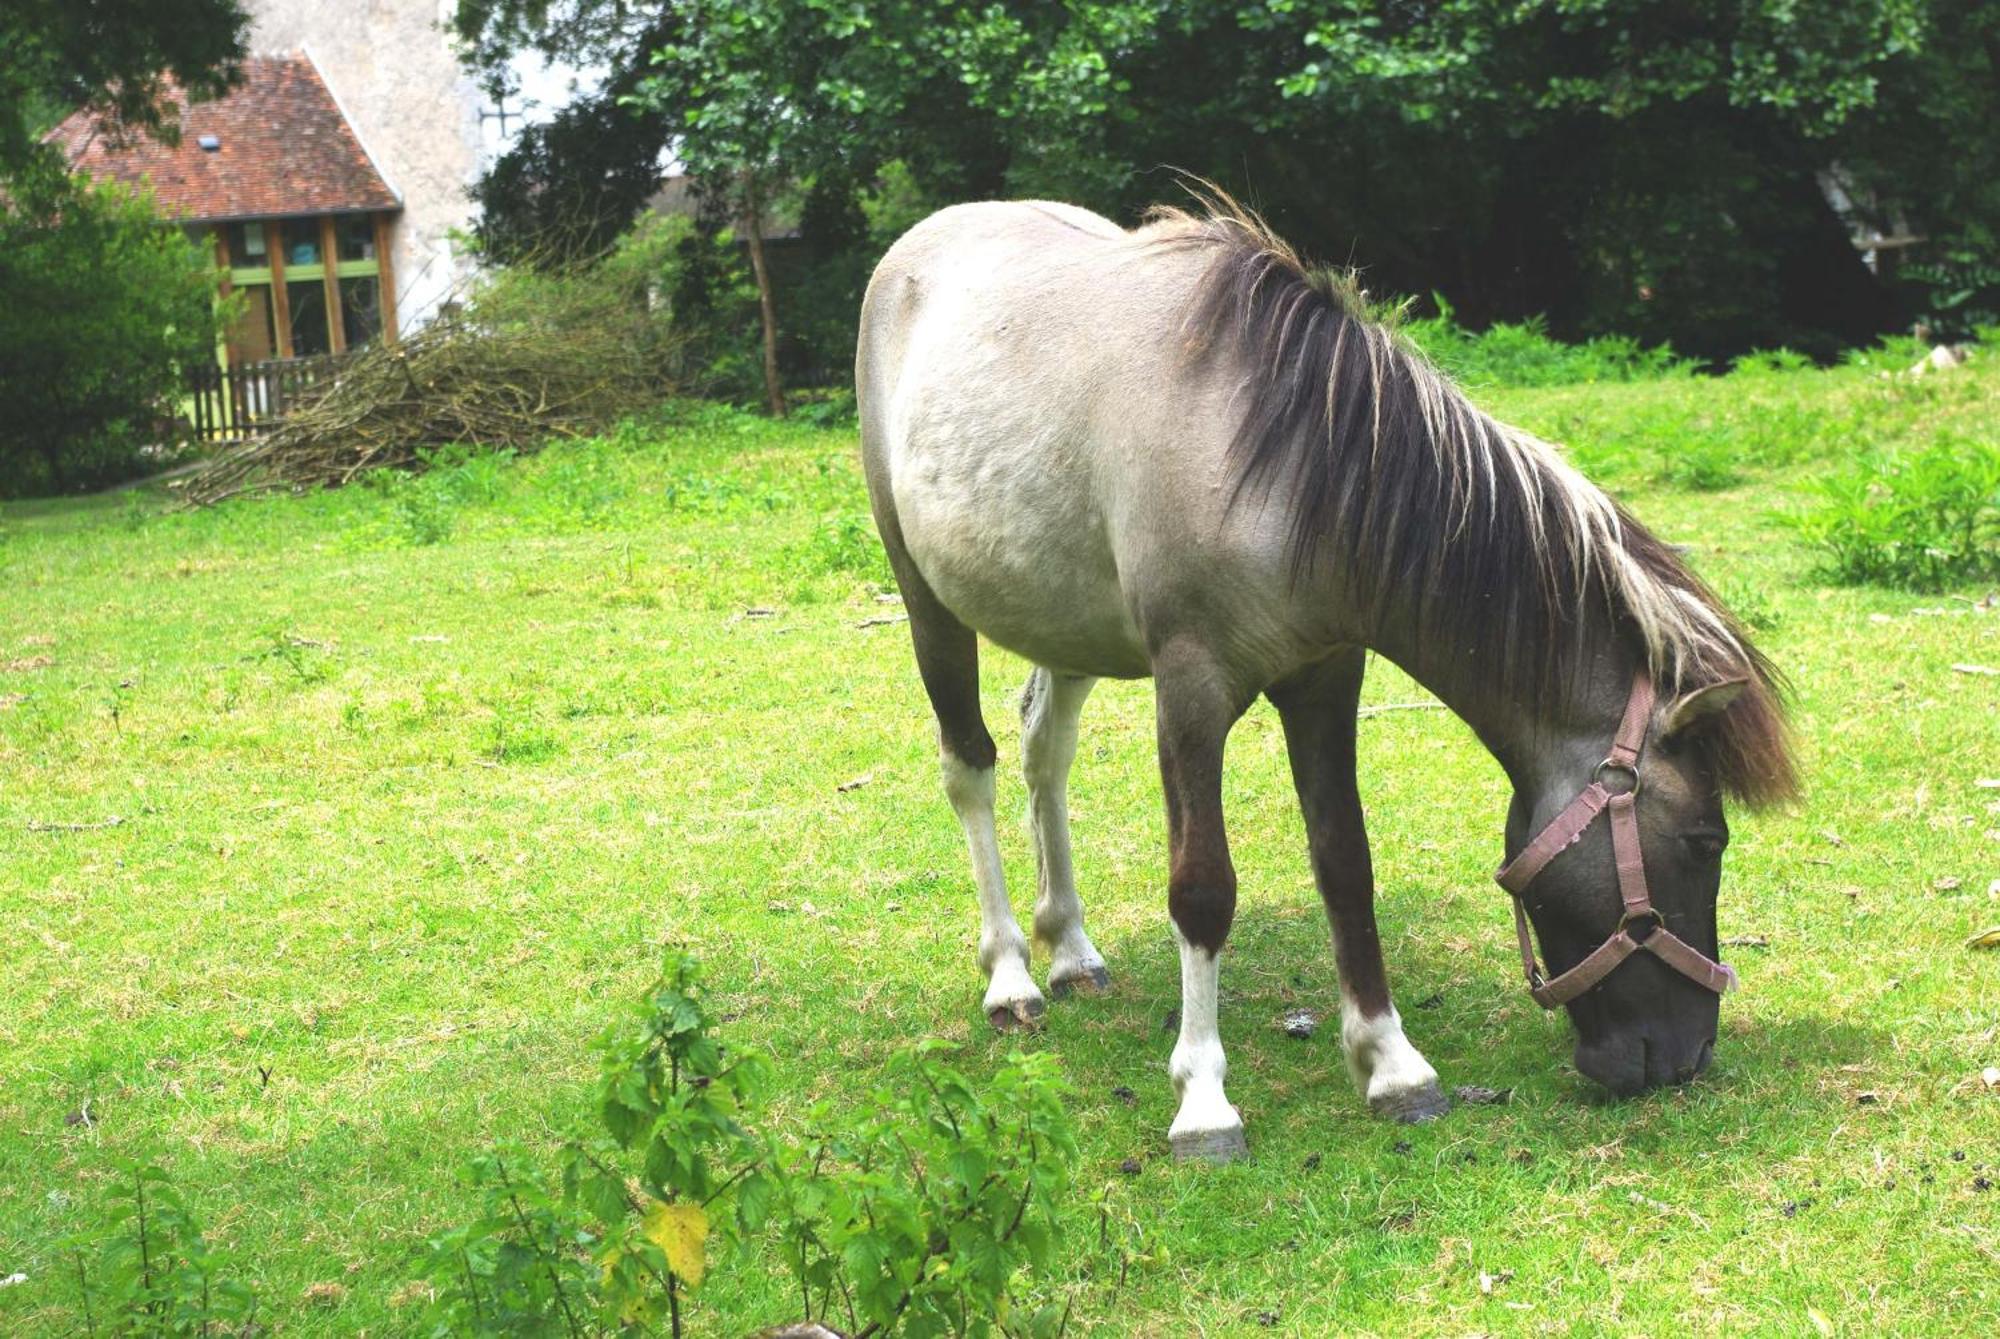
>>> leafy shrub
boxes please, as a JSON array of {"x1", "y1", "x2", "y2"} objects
[
  {"x1": 62, "y1": 1159, "x2": 258, "y2": 1336},
  {"x1": 1403, "y1": 297, "x2": 1692, "y2": 388},
  {"x1": 0, "y1": 180, "x2": 222, "y2": 497},
  {"x1": 419, "y1": 950, "x2": 1084, "y2": 1337},
  {"x1": 1795, "y1": 434, "x2": 2000, "y2": 590},
  {"x1": 1729, "y1": 348, "x2": 1815, "y2": 376},
  {"x1": 796, "y1": 513, "x2": 892, "y2": 583}
]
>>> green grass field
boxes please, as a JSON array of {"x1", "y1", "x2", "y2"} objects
[{"x1": 2, "y1": 356, "x2": 1998, "y2": 1335}]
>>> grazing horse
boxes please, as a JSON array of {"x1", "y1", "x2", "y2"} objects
[{"x1": 855, "y1": 196, "x2": 1795, "y2": 1161}]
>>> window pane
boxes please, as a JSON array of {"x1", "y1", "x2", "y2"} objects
[
  {"x1": 226, "y1": 220, "x2": 269, "y2": 267},
  {"x1": 339, "y1": 275, "x2": 382, "y2": 347},
  {"x1": 227, "y1": 284, "x2": 276, "y2": 365},
  {"x1": 281, "y1": 218, "x2": 323, "y2": 267},
  {"x1": 335, "y1": 215, "x2": 378, "y2": 263},
  {"x1": 287, "y1": 280, "x2": 332, "y2": 357}
]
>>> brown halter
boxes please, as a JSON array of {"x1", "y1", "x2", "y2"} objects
[{"x1": 1494, "y1": 673, "x2": 1739, "y2": 1009}]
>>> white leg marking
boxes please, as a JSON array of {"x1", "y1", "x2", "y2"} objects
[
  {"x1": 1021, "y1": 669, "x2": 1107, "y2": 994},
  {"x1": 1167, "y1": 929, "x2": 1246, "y2": 1161},
  {"x1": 1341, "y1": 995, "x2": 1446, "y2": 1121},
  {"x1": 943, "y1": 754, "x2": 1043, "y2": 1027}
]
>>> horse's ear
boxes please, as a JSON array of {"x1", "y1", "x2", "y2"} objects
[{"x1": 1661, "y1": 679, "x2": 1748, "y2": 738}]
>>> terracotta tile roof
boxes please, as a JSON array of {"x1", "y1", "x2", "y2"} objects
[{"x1": 49, "y1": 54, "x2": 399, "y2": 222}]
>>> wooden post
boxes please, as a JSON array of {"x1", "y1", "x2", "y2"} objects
[
  {"x1": 374, "y1": 212, "x2": 399, "y2": 344},
  {"x1": 268, "y1": 219, "x2": 292, "y2": 361},
  {"x1": 211, "y1": 225, "x2": 235, "y2": 402},
  {"x1": 743, "y1": 178, "x2": 786, "y2": 418},
  {"x1": 322, "y1": 215, "x2": 346, "y2": 354}
]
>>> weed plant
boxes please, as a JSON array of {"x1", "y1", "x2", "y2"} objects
[{"x1": 1795, "y1": 433, "x2": 2000, "y2": 590}]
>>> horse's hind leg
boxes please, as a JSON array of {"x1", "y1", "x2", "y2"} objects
[
  {"x1": 1020, "y1": 667, "x2": 1109, "y2": 996},
  {"x1": 884, "y1": 551, "x2": 1043, "y2": 1030},
  {"x1": 1269, "y1": 650, "x2": 1449, "y2": 1123}
]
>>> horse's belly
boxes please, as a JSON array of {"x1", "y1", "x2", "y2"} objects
[{"x1": 892, "y1": 441, "x2": 1149, "y2": 678}]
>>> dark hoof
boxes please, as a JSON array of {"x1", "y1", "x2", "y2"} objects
[
  {"x1": 1048, "y1": 965, "x2": 1111, "y2": 998},
  {"x1": 1371, "y1": 1080, "x2": 1452, "y2": 1124},
  {"x1": 1169, "y1": 1124, "x2": 1249, "y2": 1164},
  {"x1": 987, "y1": 998, "x2": 1046, "y2": 1032}
]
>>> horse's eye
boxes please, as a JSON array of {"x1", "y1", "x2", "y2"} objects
[{"x1": 1681, "y1": 831, "x2": 1729, "y2": 859}]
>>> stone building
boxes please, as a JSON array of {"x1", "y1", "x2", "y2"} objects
[{"x1": 53, "y1": 0, "x2": 513, "y2": 366}]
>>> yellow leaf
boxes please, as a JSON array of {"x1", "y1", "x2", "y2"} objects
[
  {"x1": 642, "y1": 1201, "x2": 708, "y2": 1288},
  {"x1": 1967, "y1": 927, "x2": 2000, "y2": 950}
]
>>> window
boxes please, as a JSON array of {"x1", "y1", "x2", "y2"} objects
[
  {"x1": 226, "y1": 220, "x2": 268, "y2": 265},
  {"x1": 339, "y1": 275, "x2": 382, "y2": 347},
  {"x1": 287, "y1": 280, "x2": 332, "y2": 357},
  {"x1": 280, "y1": 218, "x2": 323, "y2": 267},
  {"x1": 335, "y1": 215, "x2": 376, "y2": 262},
  {"x1": 212, "y1": 212, "x2": 393, "y2": 363}
]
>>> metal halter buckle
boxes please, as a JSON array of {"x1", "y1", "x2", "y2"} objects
[{"x1": 1593, "y1": 759, "x2": 1640, "y2": 797}]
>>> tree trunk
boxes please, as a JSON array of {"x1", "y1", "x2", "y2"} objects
[{"x1": 743, "y1": 180, "x2": 786, "y2": 418}]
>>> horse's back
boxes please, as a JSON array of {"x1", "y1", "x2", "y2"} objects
[{"x1": 858, "y1": 203, "x2": 1191, "y2": 677}]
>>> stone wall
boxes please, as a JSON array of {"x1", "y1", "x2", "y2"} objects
[{"x1": 245, "y1": 0, "x2": 483, "y2": 333}]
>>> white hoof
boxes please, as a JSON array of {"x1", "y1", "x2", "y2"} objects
[{"x1": 982, "y1": 962, "x2": 1046, "y2": 1031}]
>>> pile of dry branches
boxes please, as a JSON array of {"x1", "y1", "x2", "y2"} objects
[{"x1": 181, "y1": 281, "x2": 685, "y2": 506}]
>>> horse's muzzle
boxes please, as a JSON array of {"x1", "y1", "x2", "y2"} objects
[{"x1": 1574, "y1": 1030, "x2": 1715, "y2": 1097}]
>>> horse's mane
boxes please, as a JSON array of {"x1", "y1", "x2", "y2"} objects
[{"x1": 1145, "y1": 193, "x2": 1796, "y2": 807}]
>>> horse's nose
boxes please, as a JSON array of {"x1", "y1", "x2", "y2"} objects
[{"x1": 1656, "y1": 1034, "x2": 1716, "y2": 1088}]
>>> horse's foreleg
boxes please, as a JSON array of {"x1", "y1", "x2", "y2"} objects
[
  {"x1": 1270, "y1": 652, "x2": 1449, "y2": 1123},
  {"x1": 1155, "y1": 648, "x2": 1252, "y2": 1161},
  {"x1": 1020, "y1": 667, "x2": 1108, "y2": 997}
]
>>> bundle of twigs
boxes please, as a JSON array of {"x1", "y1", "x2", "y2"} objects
[{"x1": 180, "y1": 296, "x2": 683, "y2": 506}]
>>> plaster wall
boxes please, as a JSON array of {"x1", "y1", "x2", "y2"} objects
[{"x1": 245, "y1": 0, "x2": 483, "y2": 333}]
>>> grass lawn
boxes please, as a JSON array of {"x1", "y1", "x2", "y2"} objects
[{"x1": 2, "y1": 358, "x2": 1997, "y2": 1336}]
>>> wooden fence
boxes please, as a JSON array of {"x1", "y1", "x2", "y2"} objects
[{"x1": 183, "y1": 355, "x2": 350, "y2": 444}]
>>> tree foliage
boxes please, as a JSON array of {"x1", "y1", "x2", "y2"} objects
[
  {"x1": 0, "y1": 0, "x2": 246, "y2": 496},
  {"x1": 1, "y1": 0, "x2": 248, "y2": 205},
  {"x1": 0, "y1": 181, "x2": 222, "y2": 496},
  {"x1": 454, "y1": 2, "x2": 1999, "y2": 372}
]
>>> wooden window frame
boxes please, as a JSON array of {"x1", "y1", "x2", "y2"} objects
[{"x1": 213, "y1": 212, "x2": 397, "y2": 364}]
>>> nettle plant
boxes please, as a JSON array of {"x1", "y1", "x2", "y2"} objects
[
  {"x1": 420, "y1": 952, "x2": 1087, "y2": 1337},
  {"x1": 63, "y1": 1159, "x2": 259, "y2": 1337}
]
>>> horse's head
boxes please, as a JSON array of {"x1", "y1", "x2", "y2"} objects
[{"x1": 1505, "y1": 678, "x2": 1751, "y2": 1097}]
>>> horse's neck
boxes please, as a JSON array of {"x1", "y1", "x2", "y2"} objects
[{"x1": 1367, "y1": 618, "x2": 1637, "y2": 799}]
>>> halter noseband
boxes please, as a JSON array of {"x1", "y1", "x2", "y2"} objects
[{"x1": 1494, "y1": 673, "x2": 1739, "y2": 1009}]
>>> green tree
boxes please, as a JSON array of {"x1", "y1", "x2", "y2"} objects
[
  {"x1": 1, "y1": 0, "x2": 248, "y2": 205},
  {"x1": 456, "y1": 2, "x2": 1991, "y2": 368},
  {"x1": 0, "y1": 0, "x2": 245, "y2": 496},
  {"x1": 0, "y1": 181, "x2": 223, "y2": 496}
]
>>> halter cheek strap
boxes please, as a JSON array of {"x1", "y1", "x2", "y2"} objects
[{"x1": 1494, "y1": 673, "x2": 1739, "y2": 1009}]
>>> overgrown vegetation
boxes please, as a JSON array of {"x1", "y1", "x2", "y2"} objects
[
  {"x1": 1402, "y1": 300, "x2": 1693, "y2": 388},
  {"x1": 1796, "y1": 434, "x2": 2000, "y2": 590},
  {"x1": 57, "y1": 953, "x2": 1095, "y2": 1337},
  {"x1": 60, "y1": 1159, "x2": 257, "y2": 1337}
]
